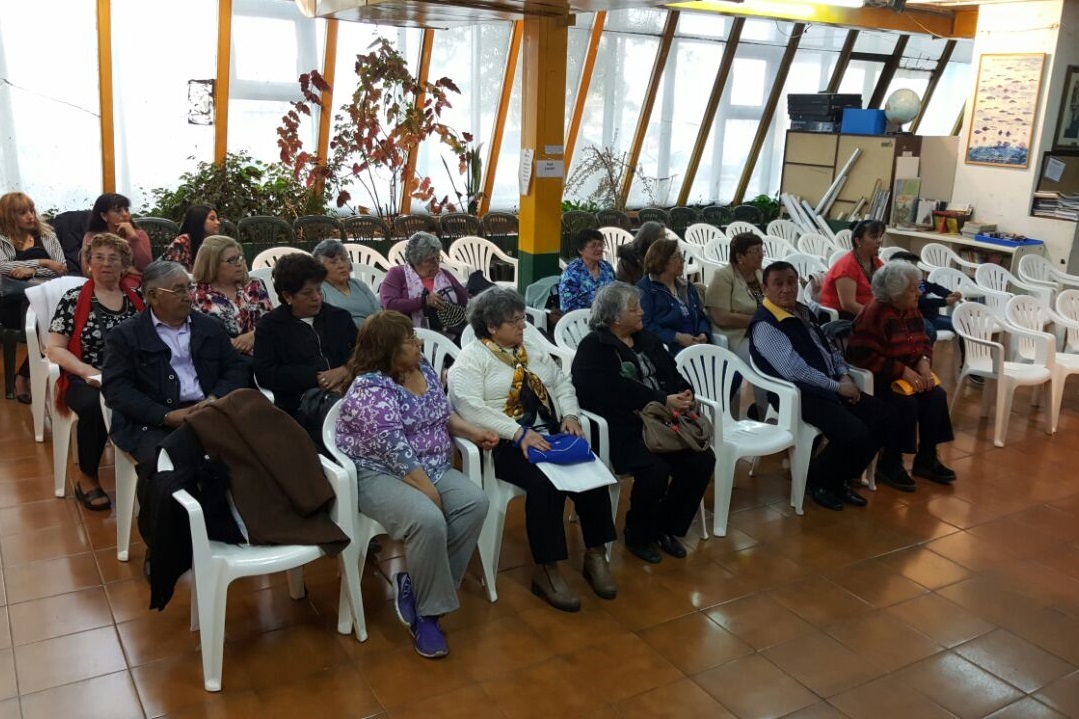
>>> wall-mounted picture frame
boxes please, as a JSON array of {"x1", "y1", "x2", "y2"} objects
[
  {"x1": 965, "y1": 52, "x2": 1045, "y2": 169},
  {"x1": 1052, "y1": 65, "x2": 1079, "y2": 152}
]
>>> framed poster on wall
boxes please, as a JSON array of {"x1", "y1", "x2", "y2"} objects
[
  {"x1": 1052, "y1": 65, "x2": 1079, "y2": 152},
  {"x1": 965, "y1": 53, "x2": 1045, "y2": 169}
]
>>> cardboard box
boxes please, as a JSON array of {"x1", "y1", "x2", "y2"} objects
[{"x1": 841, "y1": 109, "x2": 886, "y2": 135}]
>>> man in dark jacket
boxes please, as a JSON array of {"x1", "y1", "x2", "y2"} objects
[
  {"x1": 102, "y1": 260, "x2": 251, "y2": 478},
  {"x1": 748, "y1": 261, "x2": 904, "y2": 509}
]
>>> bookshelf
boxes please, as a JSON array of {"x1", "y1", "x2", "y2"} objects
[{"x1": 884, "y1": 228, "x2": 1047, "y2": 270}]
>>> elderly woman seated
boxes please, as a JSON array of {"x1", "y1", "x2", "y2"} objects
[
  {"x1": 571, "y1": 282, "x2": 713, "y2": 562},
  {"x1": 847, "y1": 260, "x2": 957, "y2": 490},
  {"x1": 191, "y1": 236, "x2": 272, "y2": 356},
  {"x1": 558, "y1": 228, "x2": 615, "y2": 313},
  {"x1": 335, "y1": 310, "x2": 495, "y2": 658},
  {"x1": 311, "y1": 239, "x2": 380, "y2": 329},
  {"x1": 253, "y1": 253, "x2": 357, "y2": 416},
  {"x1": 380, "y1": 232, "x2": 468, "y2": 337},
  {"x1": 638, "y1": 238, "x2": 713, "y2": 356},
  {"x1": 448, "y1": 287, "x2": 616, "y2": 612}
]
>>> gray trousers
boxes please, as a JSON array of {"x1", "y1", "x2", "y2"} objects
[{"x1": 355, "y1": 466, "x2": 489, "y2": 617}]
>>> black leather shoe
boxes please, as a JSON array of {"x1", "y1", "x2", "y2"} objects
[
  {"x1": 913, "y1": 457, "x2": 956, "y2": 484},
  {"x1": 625, "y1": 539, "x2": 662, "y2": 563},
  {"x1": 877, "y1": 466, "x2": 916, "y2": 492},
  {"x1": 809, "y1": 486, "x2": 844, "y2": 511},
  {"x1": 656, "y1": 533, "x2": 687, "y2": 559},
  {"x1": 839, "y1": 487, "x2": 868, "y2": 507}
]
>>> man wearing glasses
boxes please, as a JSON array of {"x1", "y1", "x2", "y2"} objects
[{"x1": 103, "y1": 260, "x2": 250, "y2": 479}]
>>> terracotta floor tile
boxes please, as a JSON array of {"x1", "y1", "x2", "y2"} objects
[
  {"x1": 94, "y1": 544, "x2": 148, "y2": 585},
  {"x1": 363, "y1": 645, "x2": 477, "y2": 710},
  {"x1": 0, "y1": 522, "x2": 91, "y2": 567},
  {"x1": 116, "y1": 611, "x2": 202, "y2": 667},
  {"x1": 954, "y1": 628, "x2": 1076, "y2": 692},
  {"x1": 388, "y1": 684, "x2": 504, "y2": 719},
  {"x1": 937, "y1": 576, "x2": 1050, "y2": 629},
  {"x1": 557, "y1": 633, "x2": 683, "y2": 705},
  {"x1": 780, "y1": 702, "x2": 849, "y2": 718},
  {"x1": 13, "y1": 625, "x2": 127, "y2": 695},
  {"x1": 716, "y1": 545, "x2": 810, "y2": 587},
  {"x1": 154, "y1": 690, "x2": 265, "y2": 719},
  {"x1": 638, "y1": 612, "x2": 753, "y2": 675},
  {"x1": 876, "y1": 546, "x2": 973, "y2": 590},
  {"x1": 705, "y1": 594, "x2": 816, "y2": 650},
  {"x1": 693, "y1": 654, "x2": 818, "y2": 719},
  {"x1": 4, "y1": 553, "x2": 101, "y2": 604},
  {"x1": 1000, "y1": 606, "x2": 1079, "y2": 666},
  {"x1": 0, "y1": 651, "x2": 16, "y2": 701},
  {"x1": 228, "y1": 624, "x2": 351, "y2": 690},
  {"x1": 0, "y1": 498, "x2": 80, "y2": 537},
  {"x1": 762, "y1": 630, "x2": 882, "y2": 697},
  {"x1": 767, "y1": 575, "x2": 874, "y2": 629},
  {"x1": 1035, "y1": 670, "x2": 1079, "y2": 717},
  {"x1": 0, "y1": 698, "x2": 18, "y2": 719},
  {"x1": 609, "y1": 677, "x2": 736, "y2": 719},
  {"x1": 448, "y1": 615, "x2": 554, "y2": 682},
  {"x1": 131, "y1": 652, "x2": 253, "y2": 717},
  {"x1": 985, "y1": 697, "x2": 1071, "y2": 719},
  {"x1": 9, "y1": 587, "x2": 114, "y2": 646},
  {"x1": 826, "y1": 611, "x2": 943, "y2": 673},
  {"x1": 515, "y1": 604, "x2": 630, "y2": 656},
  {"x1": 891, "y1": 652, "x2": 1024, "y2": 719},
  {"x1": 828, "y1": 675, "x2": 958, "y2": 719},
  {"x1": 596, "y1": 572, "x2": 698, "y2": 632},
  {"x1": 253, "y1": 663, "x2": 382, "y2": 719},
  {"x1": 479, "y1": 656, "x2": 607, "y2": 719},
  {"x1": 19, "y1": 670, "x2": 143, "y2": 719},
  {"x1": 825, "y1": 559, "x2": 929, "y2": 608},
  {"x1": 884, "y1": 593, "x2": 996, "y2": 648}
]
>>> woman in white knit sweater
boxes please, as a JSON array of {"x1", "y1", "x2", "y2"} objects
[{"x1": 448, "y1": 287, "x2": 616, "y2": 613}]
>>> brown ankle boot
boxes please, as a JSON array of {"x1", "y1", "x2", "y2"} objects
[
  {"x1": 531, "y1": 563, "x2": 581, "y2": 612},
  {"x1": 582, "y1": 547, "x2": 617, "y2": 600}
]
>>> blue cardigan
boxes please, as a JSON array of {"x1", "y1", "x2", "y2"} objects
[{"x1": 637, "y1": 275, "x2": 713, "y2": 355}]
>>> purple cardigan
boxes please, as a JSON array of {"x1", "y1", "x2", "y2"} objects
[{"x1": 379, "y1": 265, "x2": 468, "y2": 324}]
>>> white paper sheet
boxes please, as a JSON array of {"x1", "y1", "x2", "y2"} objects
[
  {"x1": 519, "y1": 149, "x2": 534, "y2": 195},
  {"x1": 1046, "y1": 157, "x2": 1066, "y2": 183},
  {"x1": 537, "y1": 456, "x2": 617, "y2": 493}
]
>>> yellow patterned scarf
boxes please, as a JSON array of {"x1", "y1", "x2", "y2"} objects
[{"x1": 481, "y1": 339, "x2": 555, "y2": 423}]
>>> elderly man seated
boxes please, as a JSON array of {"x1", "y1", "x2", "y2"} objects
[
  {"x1": 748, "y1": 261, "x2": 904, "y2": 510},
  {"x1": 102, "y1": 260, "x2": 251, "y2": 479}
]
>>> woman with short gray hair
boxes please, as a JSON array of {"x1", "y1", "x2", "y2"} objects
[
  {"x1": 380, "y1": 232, "x2": 468, "y2": 335},
  {"x1": 847, "y1": 258, "x2": 957, "y2": 490},
  {"x1": 449, "y1": 286, "x2": 617, "y2": 612},
  {"x1": 572, "y1": 282, "x2": 713, "y2": 564},
  {"x1": 312, "y1": 239, "x2": 379, "y2": 328}
]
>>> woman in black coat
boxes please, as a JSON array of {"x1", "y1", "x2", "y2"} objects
[
  {"x1": 571, "y1": 281, "x2": 714, "y2": 564},
  {"x1": 253, "y1": 253, "x2": 357, "y2": 415}
]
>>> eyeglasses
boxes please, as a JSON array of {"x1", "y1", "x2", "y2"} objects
[
  {"x1": 155, "y1": 283, "x2": 196, "y2": 297},
  {"x1": 744, "y1": 247, "x2": 765, "y2": 256},
  {"x1": 90, "y1": 254, "x2": 122, "y2": 265},
  {"x1": 584, "y1": 242, "x2": 605, "y2": 251},
  {"x1": 221, "y1": 255, "x2": 244, "y2": 266},
  {"x1": 504, "y1": 315, "x2": 527, "y2": 328}
]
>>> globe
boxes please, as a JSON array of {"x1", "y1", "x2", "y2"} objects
[{"x1": 884, "y1": 88, "x2": 922, "y2": 127}]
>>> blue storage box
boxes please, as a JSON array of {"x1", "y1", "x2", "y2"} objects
[
  {"x1": 841, "y1": 108, "x2": 886, "y2": 135},
  {"x1": 974, "y1": 234, "x2": 1044, "y2": 248}
]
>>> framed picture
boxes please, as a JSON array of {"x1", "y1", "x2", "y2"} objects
[
  {"x1": 965, "y1": 53, "x2": 1045, "y2": 169},
  {"x1": 1052, "y1": 65, "x2": 1079, "y2": 151}
]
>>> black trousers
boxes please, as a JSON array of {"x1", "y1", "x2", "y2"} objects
[
  {"x1": 492, "y1": 441, "x2": 616, "y2": 565},
  {"x1": 800, "y1": 392, "x2": 898, "y2": 493},
  {"x1": 879, "y1": 385, "x2": 954, "y2": 459},
  {"x1": 132, "y1": 426, "x2": 174, "y2": 482},
  {"x1": 65, "y1": 380, "x2": 109, "y2": 478},
  {"x1": 626, "y1": 447, "x2": 714, "y2": 542}
]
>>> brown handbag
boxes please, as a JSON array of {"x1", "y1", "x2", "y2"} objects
[{"x1": 636, "y1": 401, "x2": 714, "y2": 453}]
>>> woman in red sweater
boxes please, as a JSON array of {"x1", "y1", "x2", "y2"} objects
[{"x1": 820, "y1": 219, "x2": 885, "y2": 319}]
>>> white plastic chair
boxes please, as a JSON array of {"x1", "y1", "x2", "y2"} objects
[
  {"x1": 598, "y1": 227, "x2": 633, "y2": 265},
  {"x1": 919, "y1": 242, "x2": 979, "y2": 274},
  {"x1": 1006, "y1": 295, "x2": 1079, "y2": 435},
  {"x1": 247, "y1": 268, "x2": 279, "y2": 309},
  {"x1": 350, "y1": 263, "x2": 385, "y2": 293},
  {"x1": 686, "y1": 223, "x2": 725, "y2": 248},
  {"x1": 828, "y1": 248, "x2": 847, "y2": 267},
  {"x1": 785, "y1": 253, "x2": 828, "y2": 282},
  {"x1": 725, "y1": 221, "x2": 765, "y2": 239},
  {"x1": 387, "y1": 240, "x2": 472, "y2": 283},
  {"x1": 98, "y1": 398, "x2": 140, "y2": 561},
  {"x1": 553, "y1": 309, "x2": 592, "y2": 351},
  {"x1": 449, "y1": 236, "x2": 518, "y2": 288},
  {"x1": 165, "y1": 445, "x2": 363, "y2": 691},
  {"x1": 879, "y1": 246, "x2": 907, "y2": 261},
  {"x1": 800, "y1": 281, "x2": 838, "y2": 322},
  {"x1": 343, "y1": 243, "x2": 392, "y2": 271},
  {"x1": 762, "y1": 236, "x2": 798, "y2": 260},
  {"x1": 833, "y1": 229, "x2": 853, "y2": 250},
  {"x1": 951, "y1": 302, "x2": 1054, "y2": 447},
  {"x1": 24, "y1": 277, "x2": 87, "y2": 442},
  {"x1": 975, "y1": 263, "x2": 1053, "y2": 308},
  {"x1": 250, "y1": 246, "x2": 308, "y2": 270},
  {"x1": 676, "y1": 345, "x2": 806, "y2": 536},
  {"x1": 1018, "y1": 254, "x2": 1079, "y2": 294},
  {"x1": 702, "y1": 237, "x2": 732, "y2": 266},
  {"x1": 767, "y1": 219, "x2": 801, "y2": 243},
  {"x1": 1056, "y1": 289, "x2": 1079, "y2": 354},
  {"x1": 387, "y1": 240, "x2": 408, "y2": 266},
  {"x1": 796, "y1": 233, "x2": 836, "y2": 260}
]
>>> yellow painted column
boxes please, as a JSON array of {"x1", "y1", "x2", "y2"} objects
[{"x1": 517, "y1": 16, "x2": 568, "y2": 289}]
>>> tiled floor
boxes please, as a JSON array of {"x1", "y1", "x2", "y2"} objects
[{"x1": 3, "y1": 344, "x2": 1079, "y2": 718}]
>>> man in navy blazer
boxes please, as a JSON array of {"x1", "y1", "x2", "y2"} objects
[{"x1": 102, "y1": 260, "x2": 251, "y2": 477}]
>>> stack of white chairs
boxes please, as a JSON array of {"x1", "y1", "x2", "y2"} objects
[
  {"x1": 766, "y1": 219, "x2": 801, "y2": 243},
  {"x1": 449, "y1": 235, "x2": 518, "y2": 288},
  {"x1": 726, "y1": 221, "x2": 766, "y2": 239},
  {"x1": 951, "y1": 302, "x2": 1055, "y2": 448},
  {"x1": 251, "y1": 246, "x2": 308, "y2": 270}
]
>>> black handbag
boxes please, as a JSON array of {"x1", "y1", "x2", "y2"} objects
[{"x1": 295, "y1": 387, "x2": 342, "y2": 456}]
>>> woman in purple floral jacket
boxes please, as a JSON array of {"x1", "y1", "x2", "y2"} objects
[{"x1": 335, "y1": 310, "x2": 496, "y2": 659}]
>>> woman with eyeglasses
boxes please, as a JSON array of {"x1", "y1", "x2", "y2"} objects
[
  {"x1": 191, "y1": 236, "x2": 271, "y2": 356},
  {"x1": 705, "y1": 232, "x2": 765, "y2": 351},
  {"x1": 310, "y1": 239, "x2": 379, "y2": 329},
  {"x1": 638, "y1": 238, "x2": 713, "y2": 357},
  {"x1": 46, "y1": 233, "x2": 143, "y2": 510},
  {"x1": 448, "y1": 287, "x2": 617, "y2": 613},
  {"x1": 379, "y1": 232, "x2": 468, "y2": 337},
  {"x1": 81, "y1": 193, "x2": 152, "y2": 287},
  {"x1": 254, "y1": 253, "x2": 357, "y2": 416}
]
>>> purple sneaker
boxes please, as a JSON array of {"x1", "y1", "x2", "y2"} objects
[
  {"x1": 393, "y1": 572, "x2": 417, "y2": 627},
  {"x1": 411, "y1": 615, "x2": 449, "y2": 659}
]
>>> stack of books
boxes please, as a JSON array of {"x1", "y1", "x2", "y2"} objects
[
  {"x1": 961, "y1": 221, "x2": 997, "y2": 238},
  {"x1": 1032, "y1": 191, "x2": 1079, "y2": 221}
]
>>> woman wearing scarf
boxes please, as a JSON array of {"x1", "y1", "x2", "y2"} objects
[
  {"x1": 449, "y1": 287, "x2": 616, "y2": 613},
  {"x1": 46, "y1": 233, "x2": 143, "y2": 510},
  {"x1": 379, "y1": 232, "x2": 468, "y2": 338}
]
